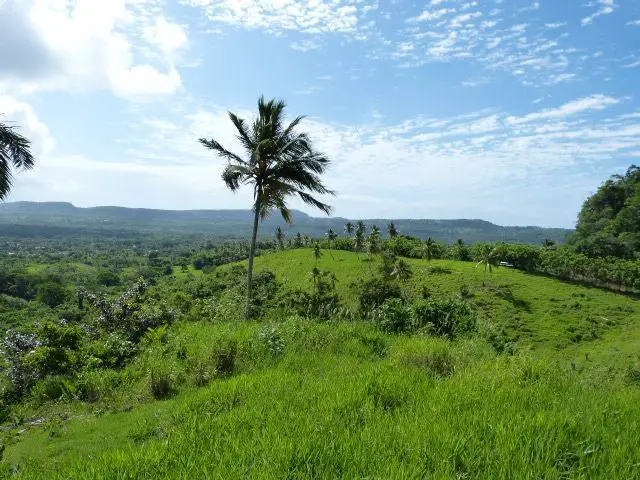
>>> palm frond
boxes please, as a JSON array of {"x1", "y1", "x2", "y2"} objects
[
  {"x1": 0, "y1": 122, "x2": 35, "y2": 200},
  {"x1": 199, "y1": 138, "x2": 246, "y2": 165},
  {"x1": 229, "y1": 113, "x2": 255, "y2": 154}
]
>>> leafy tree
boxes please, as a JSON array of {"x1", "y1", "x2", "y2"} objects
[
  {"x1": 200, "y1": 96, "x2": 333, "y2": 319},
  {"x1": 387, "y1": 222, "x2": 399, "y2": 238},
  {"x1": 344, "y1": 222, "x2": 354, "y2": 236},
  {"x1": 275, "y1": 227, "x2": 285, "y2": 250},
  {"x1": 37, "y1": 281, "x2": 67, "y2": 308},
  {"x1": 294, "y1": 232, "x2": 304, "y2": 248},
  {"x1": 1, "y1": 119, "x2": 35, "y2": 200},
  {"x1": 571, "y1": 165, "x2": 640, "y2": 258}
]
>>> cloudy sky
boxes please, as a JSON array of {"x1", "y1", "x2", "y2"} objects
[{"x1": 1, "y1": 0, "x2": 639, "y2": 227}]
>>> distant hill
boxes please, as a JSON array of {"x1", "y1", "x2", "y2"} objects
[{"x1": 0, "y1": 202, "x2": 572, "y2": 244}]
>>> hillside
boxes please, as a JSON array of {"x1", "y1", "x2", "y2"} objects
[
  {"x1": 2, "y1": 249, "x2": 639, "y2": 478},
  {"x1": 0, "y1": 201, "x2": 572, "y2": 244}
]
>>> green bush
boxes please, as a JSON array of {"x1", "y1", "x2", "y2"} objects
[
  {"x1": 412, "y1": 297, "x2": 476, "y2": 339},
  {"x1": 372, "y1": 298, "x2": 413, "y2": 333},
  {"x1": 150, "y1": 368, "x2": 174, "y2": 400},
  {"x1": 37, "y1": 281, "x2": 67, "y2": 308},
  {"x1": 356, "y1": 277, "x2": 402, "y2": 316}
]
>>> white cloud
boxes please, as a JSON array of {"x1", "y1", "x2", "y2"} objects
[
  {"x1": 0, "y1": 0, "x2": 186, "y2": 98},
  {"x1": 181, "y1": 0, "x2": 370, "y2": 34},
  {"x1": 581, "y1": 0, "x2": 616, "y2": 26},
  {"x1": 545, "y1": 22, "x2": 567, "y2": 29},
  {"x1": 407, "y1": 8, "x2": 456, "y2": 23},
  {"x1": 0, "y1": 94, "x2": 55, "y2": 155},
  {"x1": 627, "y1": 20, "x2": 640, "y2": 26},
  {"x1": 506, "y1": 94, "x2": 619, "y2": 125}
]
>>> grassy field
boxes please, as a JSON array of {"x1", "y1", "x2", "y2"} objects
[{"x1": 2, "y1": 249, "x2": 640, "y2": 478}]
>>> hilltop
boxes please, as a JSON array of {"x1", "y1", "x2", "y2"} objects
[{"x1": 0, "y1": 201, "x2": 571, "y2": 244}]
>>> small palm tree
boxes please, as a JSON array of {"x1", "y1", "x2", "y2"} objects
[
  {"x1": 326, "y1": 228, "x2": 337, "y2": 259},
  {"x1": 200, "y1": 96, "x2": 333, "y2": 319},
  {"x1": 275, "y1": 227, "x2": 285, "y2": 250},
  {"x1": 476, "y1": 244, "x2": 500, "y2": 287},
  {"x1": 368, "y1": 225, "x2": 382, "y2": 256},
  {"x1": 423, "y1": 237, "x2": 437, "y2": 262},
  {"x1": 295, "y1": 232, "x2": 304, "y2": 248},
  {"x1": 356, "y1": 221, "x2": 366, "y2": 236},
  {"x1": 344, "y1": 222, "x2": 354, "y2": 236},
  {"x1": 1, "y1": 120, "x2": 35, "y2": 200},
  {"x1": 314, "y1": 243, "x2": 323, "y2": 262},
  {"x1": 541, "y1": 238, "x2": 556, "y2": 249},
  {"x1": 392, "y1": 259, "x2": 413, "y2": 283},
  {"x1": 387, "y1": 222, "x2": 399, "y2": 238}
]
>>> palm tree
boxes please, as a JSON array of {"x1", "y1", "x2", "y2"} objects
[
  {"x1": 475, "y1": 244, "x2": 500, "y2": 287},
  {"x1": 356, "y1": 221, "x2": 366, "y2": 236},
  {"x1": 344, "y1": 222, "x2": 354, "y2": 236},
  {"x1": 541, "y1": 238, "x2": 556, "y2": 249},
  {"x1": 275, "y1": 227, "x2": 285, "y2": 250},
  {"x1": 423, "y1": 237, "x2": 437, "y2": 262},
  {"x1": 295, "y1": 232, "x2": 304, "y2": 248},
  {"x1": 368, "y1": 225, "x2": 382, "y2": 256},
  {"x1": 314, "y1": 243, "x2": 323, "y2": 262},
  {"x1": 200, "y1": 96, "x2": 333, "y2": 319},
  {"x1": 387, "y1": 222, "x2": 399, "y2": 238},
  {"x1": 1, "y1": 120, "x2": 35, "y2": 200},
  {"x1": 326, "y1": 228, "x2": 337, "y2": 259},
  {"x1": 392, "y1": 259, "x2": 413, "y2": 283}
]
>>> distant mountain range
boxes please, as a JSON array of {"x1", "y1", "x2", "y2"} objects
[{"x1": 0, "y1": 202, "x2": 572, "y2": 245}]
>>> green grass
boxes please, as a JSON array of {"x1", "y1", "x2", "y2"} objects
[{"x1": 2, "y1": 249, "x2": 640, "y2": 479}]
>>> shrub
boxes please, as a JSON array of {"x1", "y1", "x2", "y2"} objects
[
  {"x1": 193, "y1": 361, "x2": 212, "y2": 387},
  {"x1": 213, "y1": 341, "x2": 237, "y2": 378},
  {"x1": 87, "y1": 333, "x2": 137, "y2": 369},
  {"x1": 97, "y1": 269, "x2": 120, "y2": 287},
  {"x1": 401, "y1": 347, "x2": 455, "y2": 378},
  {"x1": 31, "y1": 375, "x2": 75, "y2": 402},
  {"x1": 372, "y1": 298, "x2": 413, "y2": 333},
  {"x1": 356, "y1": 277, "x2": 402, "y2": 316},
  {"x1": 150, "y1": 368, "x2": 174, "y2": 399},
  {"x1": 37, "y1": 281, "x2": 67, "y2": 308},
  {"x1": 257, "y1": 325, "x2": 285, "y2": 357},
  {"x1": 412, "y1": 297, "x2": 476, "y2": 339}
]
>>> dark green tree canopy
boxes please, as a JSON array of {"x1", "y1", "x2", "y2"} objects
[{"x1": 572, "y1": 165, "x2": 640, "y2": 259}]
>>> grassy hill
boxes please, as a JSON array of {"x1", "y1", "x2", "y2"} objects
[
  {"x1": 2, "y1": 250, "x2": 640, "y2": 478},
  {"x1": 0, "y1": 201, "x2": 571, "y2": 244}
]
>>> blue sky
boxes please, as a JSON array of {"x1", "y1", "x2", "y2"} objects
[{"x1": 1, "y1": 0, "x2": 640, "y2": 227}]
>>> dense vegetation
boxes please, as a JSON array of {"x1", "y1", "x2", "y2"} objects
[
  {"x1": 571, "y1": 165, "x2": 640, "y2": 259},
  {"x1": 0, "y1": 234, "x2": 639, "y2": 478}
]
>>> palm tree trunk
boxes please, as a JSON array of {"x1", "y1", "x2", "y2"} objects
[{"x1": 245, "y1": 201, "x2": 261, "y2": 320}]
